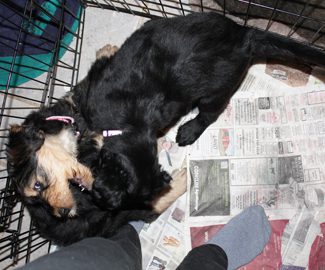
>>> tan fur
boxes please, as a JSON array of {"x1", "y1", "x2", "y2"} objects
[
  {"x1": 32, "y1": 129, "x2": 93, "y2": 217},
  {"x1": 10, "y1": 124, "x2": 24, "y2": 133},
  {"x1": 63, "y1": 91, "x2": 76, "y2": 108},
  {"x1": 151, "y1": 168, "x2": 187, "y2": 213},
  {"x1": 24, "y1": 185, "x2": 41, "y2": 197},
  {"x1": 93, "y1": 134, "x2": 104, "y2": 149},
  {"x1": 96, "y1": 44, "x2": 119, "y2": 59}
]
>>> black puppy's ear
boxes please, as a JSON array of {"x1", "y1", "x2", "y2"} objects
[
  {"x1": 8, "y1": 124, "x2": 45, "y2": 150},
  {"x1": 7, "y1": 124, "x2": 45, "y2": 171}
]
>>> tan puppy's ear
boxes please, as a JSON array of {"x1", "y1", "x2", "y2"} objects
[
  {"x1": 7, "y1": 125, "x2": 27, "y2": 176},
  {"x1": 9, "y1": 124, "x2": 25, "y2": 134},
  {"x1": 96, "y1": 44, "x2": 119, "y2": 59},
  {"x1": 10, "y1": 124, "x2": 45, "y2": 142},
  {"x1": 8, "y1": 124, "x2": 45, "y2": 160}
]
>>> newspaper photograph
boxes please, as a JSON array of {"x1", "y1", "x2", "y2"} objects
[{"x1": 189, "y1": 159, "x2": 230, "y2": 216}]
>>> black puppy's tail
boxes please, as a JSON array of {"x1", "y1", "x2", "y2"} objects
[{"x1": 248, "y1": 28, "x2": 325, "y2": 67}]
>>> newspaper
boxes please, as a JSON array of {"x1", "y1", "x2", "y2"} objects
[{"x1": 140, "y1": 62, "x2": 325, "y2": 270}]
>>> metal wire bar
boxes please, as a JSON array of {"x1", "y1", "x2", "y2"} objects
[
  {"x1": 70, "y1": 6, "x2": 85, "y2": 88},
  {"x1": 0, "y1": 1, "x2": 30, "y2": 127},
  {"x1": 265, "y1": 0, "x2": 281, "y2": 31},
  {"x1": 287, "y1": 0, "x2": 312, "y2": 37}
]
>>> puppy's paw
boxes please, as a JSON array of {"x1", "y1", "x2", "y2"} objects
[
  {"x1": 92, "y1": 178, "x2": 125, "y2": 210},
  {"x1": 161, "y1": 170, "x2": 172, "y2": 184},
  {"x1": 96, "y1": 44, "x2": 119, "y2": 59},
  {"x1": 152, "y1": 168, "x2": 187, "y2": 213},
  {"x1": 170, "y1": 168, "x2": 187, "y2": 196},
  {"x1": 143, "y1": 212, "x2": 160, "y2": 223},
  {"x1": 91, "y1": 150, "x2": 130, "y2": 210},
  {"x1": 176, "y1": 120, "x2": 204, "y2": 146}
]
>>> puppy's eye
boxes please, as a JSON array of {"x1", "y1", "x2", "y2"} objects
[{"x1": 34, "y1": 181, "x2": 43, "y2": 191}]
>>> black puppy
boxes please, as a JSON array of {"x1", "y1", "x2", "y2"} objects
[
  {"x1": 72, "y1": 12, "x2": 324, "y2": 206},
  {"x1": 76, "y1": 12, "x2": 324, "y2": 145},
  {"x1": 7, "y1": 13, "x2": 325, "y2": 223}
]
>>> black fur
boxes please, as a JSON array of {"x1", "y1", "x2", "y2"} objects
[
  {"x1": 23, "y1": 187, "x2": 157, "y2": 246},
  {"x1": 6, "y1": 12, "x2": 325, "y2": 245},
  {"x1": 7, "y1": 123, "x2": 159, "y2": 246},
  {"x1": 72, "y1": 12, "x2": 324, "y2": 207},
  {"x1": 73, "y1": 12, "x2": 324, "y2": 146}
]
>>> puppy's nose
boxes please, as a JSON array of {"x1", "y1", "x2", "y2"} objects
[{"x1": 58, "y1": 208, "x2": 71, "y2": 217}]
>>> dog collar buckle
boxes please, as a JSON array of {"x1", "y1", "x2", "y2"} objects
[{"x1": 102, "y1": 130, "x2": 123, "y2": 137}]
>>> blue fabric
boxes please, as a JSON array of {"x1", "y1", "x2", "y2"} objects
[
  {"x1": 0, "y1": 0, "x2": 81, "y2": 89},
  {"x1": 208, "y1": 205, "x2": 272, "y2": 270}
]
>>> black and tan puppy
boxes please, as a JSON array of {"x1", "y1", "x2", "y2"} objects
[
  {"x1": 6, "y1": 12, "x2": 325, "y2": 236},
  {"x1": 6, "y1": 44, "x2": 187, "y2": 245}
]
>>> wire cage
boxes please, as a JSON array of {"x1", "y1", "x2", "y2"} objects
[
  {"x1": 0, "y1": 0, "x2": 85, "y2": 267},
  {"x1": 0, "y1": 0, "x2": 324, "y2": 268}
]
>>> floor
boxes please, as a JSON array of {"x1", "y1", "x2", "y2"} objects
[{"x1": 78, "y1": 8, "x2": 149, "y2": 79}]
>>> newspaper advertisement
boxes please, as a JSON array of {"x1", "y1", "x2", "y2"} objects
[
  {"x1": 140, "y1": 194, "x2": 188, "y2": 270},
  {"x1": 140, "y1": 63, "x2": 325, "y2": 269}
]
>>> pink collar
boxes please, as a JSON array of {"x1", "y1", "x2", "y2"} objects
[
  {"x1": 45, "y1": 116, "x2": 122, "y2": 137},
  {"x1": 102, "y1": 130, "x2": 123, "y2": 137},
  {"x1": 46, "y1": 116, "x2": 75, "y2": 124},
  {"x1": 45, "y1": 116, "x2": 80, "y2": 137}
]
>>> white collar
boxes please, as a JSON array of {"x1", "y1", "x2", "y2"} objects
[{"x1": 102, "y1": 130, "x2": 123, "y2": 137}]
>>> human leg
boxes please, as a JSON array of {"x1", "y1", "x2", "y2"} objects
[
  {"x1": 177, "y1": 205, "x2": 271, "y2": 270},
  {"x1": 18, "y1": 225, "x2": 141, "y2": 270},
  {"x1": 177, "y1": 244, "x2": 228, "y2": 270}
]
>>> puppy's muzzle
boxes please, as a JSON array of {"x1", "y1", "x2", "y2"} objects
[{"x1": 69, "y1": 177, "x2": 90, "y2": 192}]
